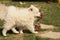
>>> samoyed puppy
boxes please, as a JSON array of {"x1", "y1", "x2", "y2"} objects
[{"x1": 1, "y1": 5, "x2": 42, "y2": 36}]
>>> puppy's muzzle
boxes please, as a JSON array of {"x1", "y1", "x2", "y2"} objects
[{"x1": 37, "y1": 13, "x2": 44, "y2": 19}]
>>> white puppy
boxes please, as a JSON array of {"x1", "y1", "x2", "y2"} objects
[{"x1": 1, "y1": 5, "x2": 41, "y2": 36}]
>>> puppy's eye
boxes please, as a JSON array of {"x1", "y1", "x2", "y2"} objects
[
  {"x1": 29, "y1": 8, "x2": 33, "y2": 11},
  {"x1": 30, "y1": 8, "x2": 33, "y2": 11}
]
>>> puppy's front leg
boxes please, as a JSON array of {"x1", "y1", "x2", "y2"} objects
[
  {"x1": 27, "y1": 24, "x2": 38, "y2": 34},
  {"x1": 2, "y1": 21, "x2": 15, "y2": 36}
]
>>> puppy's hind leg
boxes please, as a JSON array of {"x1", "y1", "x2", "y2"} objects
[
  {"x1": 19, "y1": 30, "x2": 23, "y2": 34},
  {"x1": 11, "y1": 27, "x2": 19, "y2": 34},
  {"x1": 2, "y1": 21, "x2": 15, "y2": 36}
]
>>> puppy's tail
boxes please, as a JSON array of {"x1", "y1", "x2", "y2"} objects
[{"x1": 0, "y1": 4, "x2": 7, "y2": 20}]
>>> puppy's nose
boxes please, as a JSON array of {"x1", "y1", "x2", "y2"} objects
[{"x1": 40, "y1": 13, "x2": 44, "y2": 19}]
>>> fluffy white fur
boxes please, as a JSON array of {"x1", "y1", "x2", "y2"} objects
[{"x1": 1, "y1": 5, "x2": 41, "y2": 36}]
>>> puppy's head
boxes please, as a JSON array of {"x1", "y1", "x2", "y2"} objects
[{"x1": 28, "y1": 5, "x2": 43, "y2": 19}]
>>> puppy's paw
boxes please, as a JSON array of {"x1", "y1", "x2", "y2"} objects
[
  {"x1": 2, "y1": 32, "x2": 7, "y2": 36},
  {"x1": 14, "y1": 31, "x2": 19, "y2": 34},
  {"x1": 32, "y1": 31, "x2": 38, "y2": 34},
  {"x1": 34, "y1": 31, "x2": 38, "y2": 33},
  {"x1": 3, "y1": 34, "x2": 7, "y2": 37},
  {"x1": 19, "y1": 30, "x2": 23, "y2": 34}
]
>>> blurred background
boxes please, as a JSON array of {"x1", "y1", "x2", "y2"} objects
[{"x1": 0, "y1": 0, "x2": 60, "y2": 40}]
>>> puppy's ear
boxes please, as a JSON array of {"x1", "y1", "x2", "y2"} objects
[
  {"x1": 30, "y1": 5, "x2": 34, "y2": 7},
  {"x1": 28, "y1": 5, "x2": 34, "y2": 11}
]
